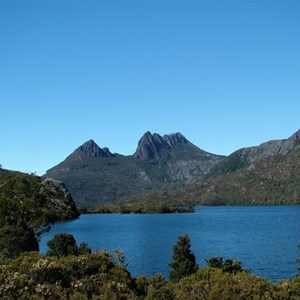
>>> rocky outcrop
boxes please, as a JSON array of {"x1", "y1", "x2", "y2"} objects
[
  {"x1": 41, "y1": 178, "x2": 80, "y2": 219},
  {"x1": 0, "y1": 171, "x2": 80, "y2": 222}
]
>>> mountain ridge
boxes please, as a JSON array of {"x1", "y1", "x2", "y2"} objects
[
  {"x1": 45, "y1": 131, "x2": 224, "y2": 208},
  {"x1": 45, "y1": 129, "x2": 300, "y2": 208},
  {"x1": 122, "y1": 128, "x2": 300, "y2": 207},
  {"x1": 207, "y1": 128, "x2": 300, "y2": 177}
]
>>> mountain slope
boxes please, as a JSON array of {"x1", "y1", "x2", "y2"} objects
[
  {"x1": 207, "y1": 129, "x2": 300, "y2": 177},
  {"x1": 127, "y1": 129, "x2": 300, "y2": 206},
  {"x1": 45, "y1": 132, "x2": 224, "y2": 208}
]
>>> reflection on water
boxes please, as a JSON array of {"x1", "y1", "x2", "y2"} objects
[{"x1": 40, "y1": 205, "x2": 300, "y2": 282}]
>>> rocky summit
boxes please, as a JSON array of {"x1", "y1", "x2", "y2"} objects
[
  {"x1": 67, "y1": 139, "x2": 115, "y2": 160},
  {"x1": 45, "y1": 132, "x2": 224, "y2": 208},
  {"x1": 133, "y1": 132, "x2": 191, "y2": 160}
]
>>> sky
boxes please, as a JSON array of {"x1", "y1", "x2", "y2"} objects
[{"x1": 1, "y1": 0, "x2": 300, "y2": 175}]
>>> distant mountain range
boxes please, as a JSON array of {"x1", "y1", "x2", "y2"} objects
[
  {"x1": 45, "y1": 132, "x2": 224, "y2": 208},
  {"x1": 45, "y1": 129, "x2": 300, "y2": 208}
]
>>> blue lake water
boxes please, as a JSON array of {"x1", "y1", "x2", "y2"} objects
[{"x1": 40, "y1": 205, "x2": 300, "y2": 282}]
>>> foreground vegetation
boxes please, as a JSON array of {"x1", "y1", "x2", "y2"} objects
[
  {"x1": 0, "y1": 172, "x2": 79, "y2": 258},
  {"x1": 0, "y1": 254, "x2": 299, "y2": 300},
  {"x1": 0, "y1": 234, "x2": 300, "y2": 299}
]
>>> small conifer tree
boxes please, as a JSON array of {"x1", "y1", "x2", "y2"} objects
[
  {"x1": 46, "y1": 233, "x2": 79, "y2": 257},
  {"x1": 169, "y1": 234, "x2": 198, "y2": 282}
]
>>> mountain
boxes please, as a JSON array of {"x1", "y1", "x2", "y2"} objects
[
  {"x1": 45, "y1": 132, "x2": 224, "y2": 208},
  {"x1": 207, "y1": 129, "x2": 300, "y2": 177},
  {"x1": 128, "y1": 129, "x2": 300, "y2": 206}
]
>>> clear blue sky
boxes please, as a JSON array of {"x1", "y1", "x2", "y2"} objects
[{"x1": 1, "y1": 0, "x2": 299, "y2": 175}]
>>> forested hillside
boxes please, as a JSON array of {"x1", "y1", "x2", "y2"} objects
[{"x1": 0, "y1": 170, "x2": 79, "y2": 257}]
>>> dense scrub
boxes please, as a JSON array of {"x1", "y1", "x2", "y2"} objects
[
  {"x1": 0, "y1": 251, "x2": 300, "y2": 299},
  {"x1": 0, "y1": 234, "x2": 299, "y2": 299},
  {"x1": 0, "y1": 251, "x2": 135, "y2": 299}
]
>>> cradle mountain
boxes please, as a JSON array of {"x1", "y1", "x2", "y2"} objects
[
  {"x1": 45, "y1": 129, "x2": 300, "y2": 208},
  {"x1": 45, "y1": 132, "x2": 224, "y2": 208}
]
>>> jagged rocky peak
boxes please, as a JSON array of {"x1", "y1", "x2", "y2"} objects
[
  {"x1": 133, "y1": 131, "x2": 192, "y2": 160},
  {"x1": 133, "y1": 132, "x2": 166, "y2": 160},
  {"x1": 71, "y1": 139, "x2": 114, "y2": 160},
  {"x1": 163, "y1": 132, "x2": 190, "y2": 147}
]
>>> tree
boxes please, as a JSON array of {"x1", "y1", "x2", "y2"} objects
[
  {"x1": 206, "y1": 256, "x2": 223, "y2": 269},
  {"x1": 169, "y1": 235, "x2": 198, "y2": 282},
  {"x1": 0, "y1": 196, "x2": 39, "y2": 258},
  {"x1": 206, "y1": 257, "x2": 243, "y2": 274},
  {"x1": 0, "y1": 219, "x2": 39, "y2": 258},
  {"x1": 78, "y1": 241, "x2": 92, "y2": 255},
  {"x1": 46, "y1": 233, "x2": 79, "y2": 257}
]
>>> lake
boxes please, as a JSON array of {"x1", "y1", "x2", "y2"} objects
[{"x1": 40, "y1": 205, "x2": 300, "y2": 282}]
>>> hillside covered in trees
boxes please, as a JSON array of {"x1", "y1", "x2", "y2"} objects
[{"x1": 0, "y1": 170, "x2": 79, "y2": 258}]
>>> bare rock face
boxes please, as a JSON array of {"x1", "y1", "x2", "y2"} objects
[
  {"x1": 68, "y1": 140, "x2": 115, "y2": 160},
  {"x1": 133, "y1": 132, "x2": 194, "y2": 160},
  {"x1": 41, "y1": 178, "x2": 80, "y2": 219},
  {"x1": 133, "y1": 132, "x2": 169, "y2": 160},
  {"x1": 163, "y1": 132, "x2": 190, "y2": 147},
  {"x1": 241, "y1": 128, "x2": 300, "y2": 166}
]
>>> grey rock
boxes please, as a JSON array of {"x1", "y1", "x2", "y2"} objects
[{"x1": 67, "y1": 139, "x2": 115, "y2": 160}]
